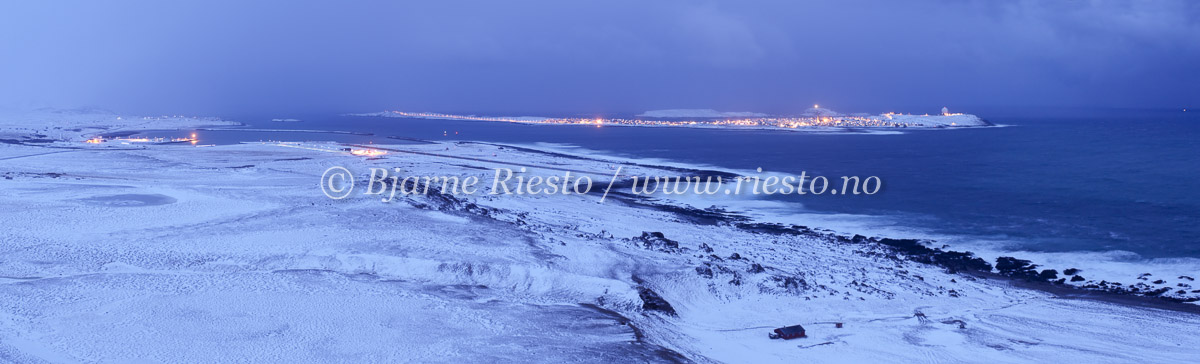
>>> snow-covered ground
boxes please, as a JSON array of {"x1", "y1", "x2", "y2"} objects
[
  {"x1": 0, "y1": 109, "x2": 239, "y2": 142},
  {"x1": 1, "y1": 111, "x2": 1197, "y2": 363},
  {"x1": 880, "y1": 112, "x2": 989, "y2": 127}
]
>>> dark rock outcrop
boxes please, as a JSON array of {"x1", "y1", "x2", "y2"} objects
[
  {"x1": 995, "y1": 257, "x2": 1040, "y2": 280},
  {"x1": 875, "y1": 238, "x2": 992, "y2": 274},
  {"x1": 636, "y1": 286, "x2": 677, "y2": 317},
  {"x1": 1037, "y1": 269, "x2": 1059, "y2": 281},
  {"x1": 633, "y1": 232, "x2": 683, "y2": 253}
]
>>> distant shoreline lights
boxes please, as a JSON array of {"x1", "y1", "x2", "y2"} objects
[{"x1": 360, "y1": 109, "x2": 989, "y2": 129}]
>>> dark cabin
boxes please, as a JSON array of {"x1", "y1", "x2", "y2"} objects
[{"x1": 769, "y1": 325, "x2": 806, "y2": 340}]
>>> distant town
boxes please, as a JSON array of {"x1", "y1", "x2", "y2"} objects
[{"x1": 357, "y1": 106, "x2": 990, "y2": 130}]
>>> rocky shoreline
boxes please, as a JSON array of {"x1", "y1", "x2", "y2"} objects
[{"x1": 494, "y1": 141, "x2": 1200, "y2": 308}]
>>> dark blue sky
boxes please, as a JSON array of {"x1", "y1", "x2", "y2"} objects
[{"x1": 2, "y1": 0, "x2": 1197, "y2": 116}]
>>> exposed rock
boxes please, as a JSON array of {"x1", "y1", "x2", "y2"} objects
[
  {"x1": 932, "y1": 251, "x2": 994, "y2": 273},
  {"x1": 995, "y1": 257, "x2": 1039, "y2": 280},
  {"x1": 636, "y1": 286, "x2": 677, "y2": 317},
  {"x1": 771, "y1": 275, "x2": 808, "y2": 293},
  {"x1": 1144, "y1": 287, "x2": 1172, "y2": 296},
  {"x1": 633, "y1": 232, "x2": 683, "y2": 253},
  {"x1": 874, "y1": 238, "x2": 992, "y2": 274},
  {"x1": 1037, "y1": 269, "x2": 1059, "y2": 281}
]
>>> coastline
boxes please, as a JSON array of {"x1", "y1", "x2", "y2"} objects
[
  {"x1": 492, "y1": 140, "x2": 1200, "y2": 306},
  {"x1": 1, "y1": 111, "x2": 1198, "y2": 362}
]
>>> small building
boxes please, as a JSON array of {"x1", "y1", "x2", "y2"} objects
[
  {"x1": 769, "y1": 325, "x2": 806, "y2": 340},
  {"x1": 941, "y1": 107, "x2": 950, "y2": 115}
]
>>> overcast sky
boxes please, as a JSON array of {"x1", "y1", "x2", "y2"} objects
[{"x1": 1, "y1": 0, "x2": 1197, "y2": 116}]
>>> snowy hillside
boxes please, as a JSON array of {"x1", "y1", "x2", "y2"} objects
[{"x1": 880, "y1": 112, "x2": 990, "y2": 127}]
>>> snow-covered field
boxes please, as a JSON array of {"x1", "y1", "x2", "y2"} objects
[
  {"x1": 1, "y1": 112, "x2": 1198, "y2": 363},
  {"x1": 0, "y1": 109, "x2": 238, "y2": 142}
]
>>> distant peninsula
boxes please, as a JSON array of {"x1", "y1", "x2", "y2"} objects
[{"x1": 353, "y1": 106, "x2": 992, "y2": 131}]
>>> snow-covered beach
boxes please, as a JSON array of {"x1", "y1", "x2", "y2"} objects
[{"x1": 1, "y1": 111, "x2": 1198, "y2": 363}]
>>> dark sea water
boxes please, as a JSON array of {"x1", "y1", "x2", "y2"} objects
[{"x1": 137, "y1": 110, "x2": 1200, "y2": 259}]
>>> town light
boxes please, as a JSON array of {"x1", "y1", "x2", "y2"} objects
[{"x1": 350, "y1": 149, "x2": 387, "y2": 157}]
